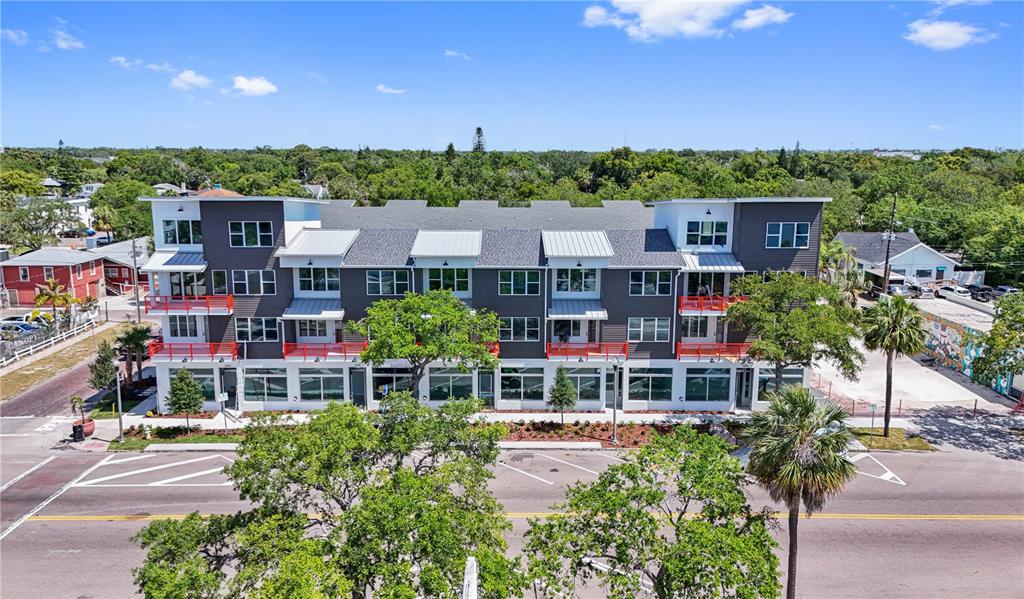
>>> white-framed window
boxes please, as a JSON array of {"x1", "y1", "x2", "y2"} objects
[
  {"x1": 211, "y1": 271, "x2": 228, "y2": 295},
  {"x1": 498, "y1": 270, "x2": 540, "y2": 295},
  {"x1": 298, "y1": 320, "x2": 328, "y2": 337},
  {"x1": 499, "y1": 367, "x2": 545, "y2": 401},
  {"x1": 563, "y1": 367, "x2": 601, "y2": 401},
  {"x1": 244, "y1": 368, "x2": 288, "y2": 401},
  {"x1": 915, "y1": 269, "x2": 932, "y2": 278},
  {"x1": 43, "y1": 266, "x2": 54, "y2": 280},
  {"x1": 627, "y1": 317, "x2": 670, "y2": 342},
  {"x1": 628, "y1": 368, "x2": 673, "y2": 401},
  {"x1": 18, "y1": 267, "x2": 29, "y2": 281},
  {"x1": 231, "y1": 270, "x2": 276, "y2": 295},
  {"x1": 555, "y1": 268, "x2": 596, "y2": 293},
  {"x1": 686, "y1": 221, "x2": 728, "y2": 246},
  {"x1": 169, "y1": 368, "x2": 216, "y2": 400},
  {"x1": 680, "y1": 316, "x2": 710, "y2": 338},
  {"x1": 298, "y1": 368, "x2": 345, "y2": 401},
  {"x1": 162, "y1": 220, "x2": 203, "y2": 245},
  {"x1": 372, "y1": 368, "x2": 414, "y2": 399},
  {"x1": 168, "y1": 315, "x2": 199, "y2": 338},
  {"x1": 90, "y1": 260, "x2": 96, "y2": 275},
  {"x1": 76, "y1": 264, "x2": 83, "y2": 279},
  {"x1": 235, "y1": 317, "x2": 279, "y2": 342},
  {"x1": 499, "y1": 317, "x2": 540, "y2": 342},
  {"x1": 685, "y1": 367, "x2": 731, "y2": 402},
  {"x1": 629, "y1": 271, "x2": 672, "y2": 296},
  {"x1": 765, "y1": 222, "x2": 810, "y2": 249},
  {"x1": 366, "y1": 270, "x2": 410, "y2": 295},
  {"x1": 428, "y1": 368, "x2": 474, "y2": 401},
  {"x1": 229, "y1": 221, "x2": 274, "y2": 247},
  {"x1": 104, "y1": 267, "x2": 118, "y2": 278},
  {"x1": 298, "y1": 267, "x2": 340, "y2": 292},
  {"x1": 427, "y1": 268, "x2": 469, "y2": 292}
]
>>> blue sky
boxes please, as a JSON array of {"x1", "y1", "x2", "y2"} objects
[{"x1": 2, "y1": 1, "x2": 1021, "y2": 150}]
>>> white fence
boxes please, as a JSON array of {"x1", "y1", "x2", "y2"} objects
[{"x1": 0, "y1": 319, "x2": 101, "y2": 369}]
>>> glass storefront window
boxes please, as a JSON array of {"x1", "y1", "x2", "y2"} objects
[
  {"x1": 428, "y1": 368, "x2": 474, "y2": 401},
  {"x1": 627, "y1": 368, "x2": 673, "y2": 401},
  {"x1": 685, "y1": 367, "x2": 731, "y2": 402},
  {"x1": 244, "y1": 368, "x2": 288, "y2": 402},
  {"x1": 299, "y1": 368, "x2": 346, "y2": 401},
  {"x1": 500, "y1": 368, "x2": 545, "y2": 401}
]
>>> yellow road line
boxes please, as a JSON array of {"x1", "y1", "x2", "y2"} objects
[{"x1": 25, "y1": 512, "x2": 1024, "y2": 522}]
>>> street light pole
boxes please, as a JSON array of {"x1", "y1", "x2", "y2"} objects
[
  {"x1": 611, "y1": 361, "x2": 620, "y2": 445},
  {"x1": 131, "y1": 237, "x2": 142, "y2": 323},
  {"x1": 114, "y1": 361, "x2": 124, "y2": 443},
  {"x1": 880, "y1": 192, "x2": 898, "y2": 294}
]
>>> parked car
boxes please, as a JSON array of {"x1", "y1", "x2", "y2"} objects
[
  {"x1": 1, "y1": 315, "x2": 32, "y2": 323},
  {"x1": 907, "y1": 284, "x2": 935, "y2": 299},
  {"x1": 937, "y1": 285, "x2": 972, "y2": 299},
  {"x1": 0, "y1": 322, "x2": 40, "y2": 336},
  {"x1": 965, "y1": 285, "x2": 994, "y2": 302},
  {"x1": 992, "y1": 286, "x2": 1021, "y2": 298},
  {"x1": 887, "y1": 284, "x2": 909, "y2": 297}
]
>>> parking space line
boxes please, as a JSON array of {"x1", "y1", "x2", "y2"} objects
[
  {"x1": 0, "y1": 456, "x2": 57, "y2": 493},
  {"x1": 0, "y1": 415, "x2": 34, "y2": 419},
  {"x1": 592, "y1": 452, "x2": 627, "y2": 463},
  {"x1": 537, "y1": 453, "x2": 600, "y2": 475},
  {"x1": 498, "y1": 462, "x2": 553, "y2": 485},
  {"x1": 151, "y1": 467, "x2": 228, "y2": 486},
  {"x1": 0, "y1": 454, "x2": 113, "y2": 541},
  {"x1": 76, "y1": 455, "x2": 225, "y2": 487},
  {"x1": 105, "y1": 454, "x2": 156, "y2": 466},
  {"x1": 0, "y1": 434, "x2": 31, "y2": 437}
]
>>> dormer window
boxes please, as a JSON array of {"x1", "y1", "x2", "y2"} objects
[{"x1": 686, "y1": 221, "x2": 728, "y2": 246}]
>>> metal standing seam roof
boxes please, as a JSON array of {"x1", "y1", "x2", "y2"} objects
[
  {"x1": 410, "y1": 230, "x2": 483, "y2": 257},
  {"x1": 548, "y1": 299, "x2": 609, "y2": 320},
  {"x1": 140, "y1": 251, "x2": 207, "y2": 273},
  {"x1": 1, "y1": 247, "x2": 97, "y2": 266},
  {"x1": 281, "y1": 299, "x2": 345, "y2": 320},
  {"x1": 541, "y1": 230, "x2": 615, "y2": 258},
  {"x1": 680, "y1": 253, "x2": 746, "y2": 273},
  {"x1": 276, "y1": 229, "x2": 361, "y2": 257}
]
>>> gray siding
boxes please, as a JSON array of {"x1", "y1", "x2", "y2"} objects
[
  {"x1": 200, "y1": 201, "x2": 290, "y2": 359},
  {"x1": 731, "y1": 202, "x2": 823, "y2": 276},
  {"x1": 599, "y1": 269, "x2": 677, "y2": 360},
  {"x1": 337, "y1": 267, "x2": 415, "y2": 342},
  {"x1": 473, "y1": 269, "x2": 546, "y2": 359}
]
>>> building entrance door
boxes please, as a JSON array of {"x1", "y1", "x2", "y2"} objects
[{"x1": 735, "y1": 367, "x2": 754, "y2": 409}]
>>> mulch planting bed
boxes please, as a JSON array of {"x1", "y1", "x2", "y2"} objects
[{"x1": 501, "y1": 421, "x2": 683, "y2": 448}]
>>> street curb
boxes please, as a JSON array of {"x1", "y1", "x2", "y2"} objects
[
  {"x1": 499, "y1": 441, "x2": 604, "y2": 449},
  {"x1": 144, "y1": 443, "x2": 238, "y2": 452}
]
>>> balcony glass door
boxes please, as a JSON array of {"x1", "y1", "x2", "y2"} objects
[
  {"x1": 686, "y1": 272, "x2": 724, "y2": 297},
  {"x1": 169, "y1": 272, "x2": 206, "y2": 297}
]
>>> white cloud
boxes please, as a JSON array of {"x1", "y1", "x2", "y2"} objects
[
  {"x1": 1, "y1": 29, "x2": 29, "y2": 45},
  {"x1": 930, "y1": 0, "x2": 990, "y2": 17},
  {"x1": 927, "y1": 124, "x2": 944, "y2": 130},
  {"x1": 232, "y1": 75, "x2": 278, "y2": 97},
  {"x1": 307, "y1": 71, "x2": 328, "y2": 84},
  {"x1": 147, "y1": 61, "x2": 176, "y2": 72},
  {"x1": 170, "y1": 69, "x2": 213, "y2": 91},
  {"x1": 52, "y1": 19, "x2": 84, "y2": 50},
  {"x1": 581, "y1": 1, "x2": 752, "y2": 41},
  {"x1": 443, "y1": 48, "x2": 471, "y2": 60},
  {"x1": 904, "y1": 19, "x2": 996, "y2": 50},
  {"x1": 375, "y1": 83, "x2": 406, "y2": 95},
  {"x1": 110, "y1": 56, "x2": 142, "y2": 70},
  {"x1": 732, "y1": 5, "x2": 793, "y2": 30}
]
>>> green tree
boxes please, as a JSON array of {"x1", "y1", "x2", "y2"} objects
[
  {"x1": 348, "y1": 290, "x2": 500, "y2": 399},
  {"x1": 90, "y1": 180, "x2": 155, "y2": 238},
  {"x1": 167, "y1": 369, "x2": 205, "y2": 430},
  {"x1": 34, "y1": 279, "x2": 76, "y2": 321},
  {"x1": 727, "y1": 272, "x2": 864, "y2": 387},
  {"x1": 526, "y1": 427, "x2": 780, "y2": 599},
  {"x1": 7, "y1": 198, "x2": 81, "y2": 250},
  {"x1": 444, "y1": 142, "x2": 457, "y2": 165},
  {"x1": 964, "y1": 204, "x2": 1024, "y2": 286},
  {"x1": 133, "y1": 395, "x2": 523, "y2": 599},
  {"x1": 116, "y1": 324, "x2": 151, "y2": 383},
  {"x1": 862, "y1": 296, "x2": 926, "y2": 436},
  {"x1": 744, "y1": 386, "x2": 856, "y2": 599},
  {"x1": 88, "y1": 340, "x2": 119, "y2": 393},
  {"x1": 820, "y1": 239, "x2": 867, "y2": 307},
  {"x1": 969, "y1": 293, "x2": 1024, "y2": 393},
  {"x1": 472, "y1": 127, "x2": 486, "y2": 152},
  {"x1": 547, "y1": 366, "x2": 577, "y2": 426},
  {"x1": 0, "y1": 168, "x2": 45, "y2": 197}
]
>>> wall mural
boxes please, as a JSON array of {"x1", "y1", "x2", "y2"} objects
[{"x1": 922, "y1": 314, "x2": 1011, "y2": 397}]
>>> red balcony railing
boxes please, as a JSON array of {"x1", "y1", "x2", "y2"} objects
[
  {"x1": 547, "y1": 342, "x2": 629, "y2": 360},
  {"x1": 148, "y1": 340, "x2": 238, "y2": 361},
  {"x1": 283, "y1": 342, "x2": 368, "y2": 360},
  {"x1": 676, "y1": 342, "x2": 752, "y2": 360},
  {"x1": 677, "y1": 295, "x2": 747, "y2": 313},
  {"x1": 145, "y1": 295, "x2": 234, "y2": 313},
  {"x1": 485, "y1": 342, "x2": 500, "y2": 356}
]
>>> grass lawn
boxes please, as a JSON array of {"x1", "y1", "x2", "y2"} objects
[
  {"x1": 108, "y1": 426, "x2": 245, "y2": 451},
  {"x1": 851, "y1": 427, "x2": 935, "y2": 451},
  {"x1": 0, "y1": 322, "x2": 140, "y2": 401},
  {"x1": 88, "y1": 390, "x2": 143, "y2": 419}
]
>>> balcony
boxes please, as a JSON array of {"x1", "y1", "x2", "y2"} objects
[
  {"x1": 485, "y1": 342, "x2": 500, "y2": 356},
  {"x1": 148, "y1": 340, "x2": 238, "y2": 362},
  {"x1": 145, "y1": 295, "x2": 234, "y2": 315},
  {"x1": 547, "y1": 342, "x2": 629, "y2": 361},
  {"x1": 283, "y1": 342, "x2": 368, "y2": 361},
  {"x1": 676, "y1": 342, "x2": 752, "y2": 361},
  {"x1": 678, "y1": 295, "x2": 747, "y2": 314}
]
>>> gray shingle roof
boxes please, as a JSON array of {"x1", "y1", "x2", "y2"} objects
[
  {"x1": 478, "y1": 230, "x2": 543, "y2": 267},
  {"x1": 3, "y1": 247, "x2": 97, "y2": 266},
  {"x1": 833, "y1": 231, "x2": 921, "y2": 265},
  {"x1": 342, "y1": 229, "x2": 418, "y2": 267},
  {"x1": 606, "y1": 229, "x2": 684, "y2": 267}
]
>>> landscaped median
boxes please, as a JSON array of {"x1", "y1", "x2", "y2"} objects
[
  {"x1": 107, "y1": 425, "x2": 244, "y2": 451},
  {"x1": 850, "y1": 427, "x2": 935, "y2": 451}
]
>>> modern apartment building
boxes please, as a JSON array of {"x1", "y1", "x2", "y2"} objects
[{"x1": 140, "y1": 196, "x2": 827, "y2": 414}]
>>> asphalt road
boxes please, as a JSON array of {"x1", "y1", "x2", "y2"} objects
[{"x1": 1, "y1": 447, "x2": 1021, "y2": 598}]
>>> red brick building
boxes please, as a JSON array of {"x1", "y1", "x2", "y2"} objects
[{"x1": 1, "y1": 247, "x2": 105, "y2": 307}]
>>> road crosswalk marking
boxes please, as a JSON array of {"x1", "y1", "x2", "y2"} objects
[
  {"x1": 76, "y1": 455, "x2": 231, "y2": 487},
  {"x1": 849, "y1": 453, "x2": 907, "y2": 486}
]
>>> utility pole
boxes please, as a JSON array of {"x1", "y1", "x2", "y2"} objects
[
  {"x1": 880, "y1": 192, "x2": 898, "y2": 294},
  {"x1": 114, "y1": 361, "x2": 124, "y2": 443},
  {"x1": 131, "y1": 237, "x2": 142, "y2": 323}
]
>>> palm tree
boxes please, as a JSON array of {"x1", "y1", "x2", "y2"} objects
[
  {"x1": 862, "y1": 295, "x2": 926, "y2": 436},
  {"x1": 745, "y1": 385, "x2": 856, "y2": 599},
  {"x1": 116, "y1": 325, "x2": 151, "y2": 383},
  {"x1": 820, "y1": 240, "x2": 866, "y2": 307},
  {"x1": 34, "y1": 279, "x2": 74, "y2": 322}
]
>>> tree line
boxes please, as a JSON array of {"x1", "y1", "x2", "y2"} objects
[{"x1": 1, "y1": 142, "x2": 1021, "y2": 284}]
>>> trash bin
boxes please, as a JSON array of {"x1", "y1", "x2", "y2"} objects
[{"x1": 72, "y1": 424, "x2": 85, "y2": 443}]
